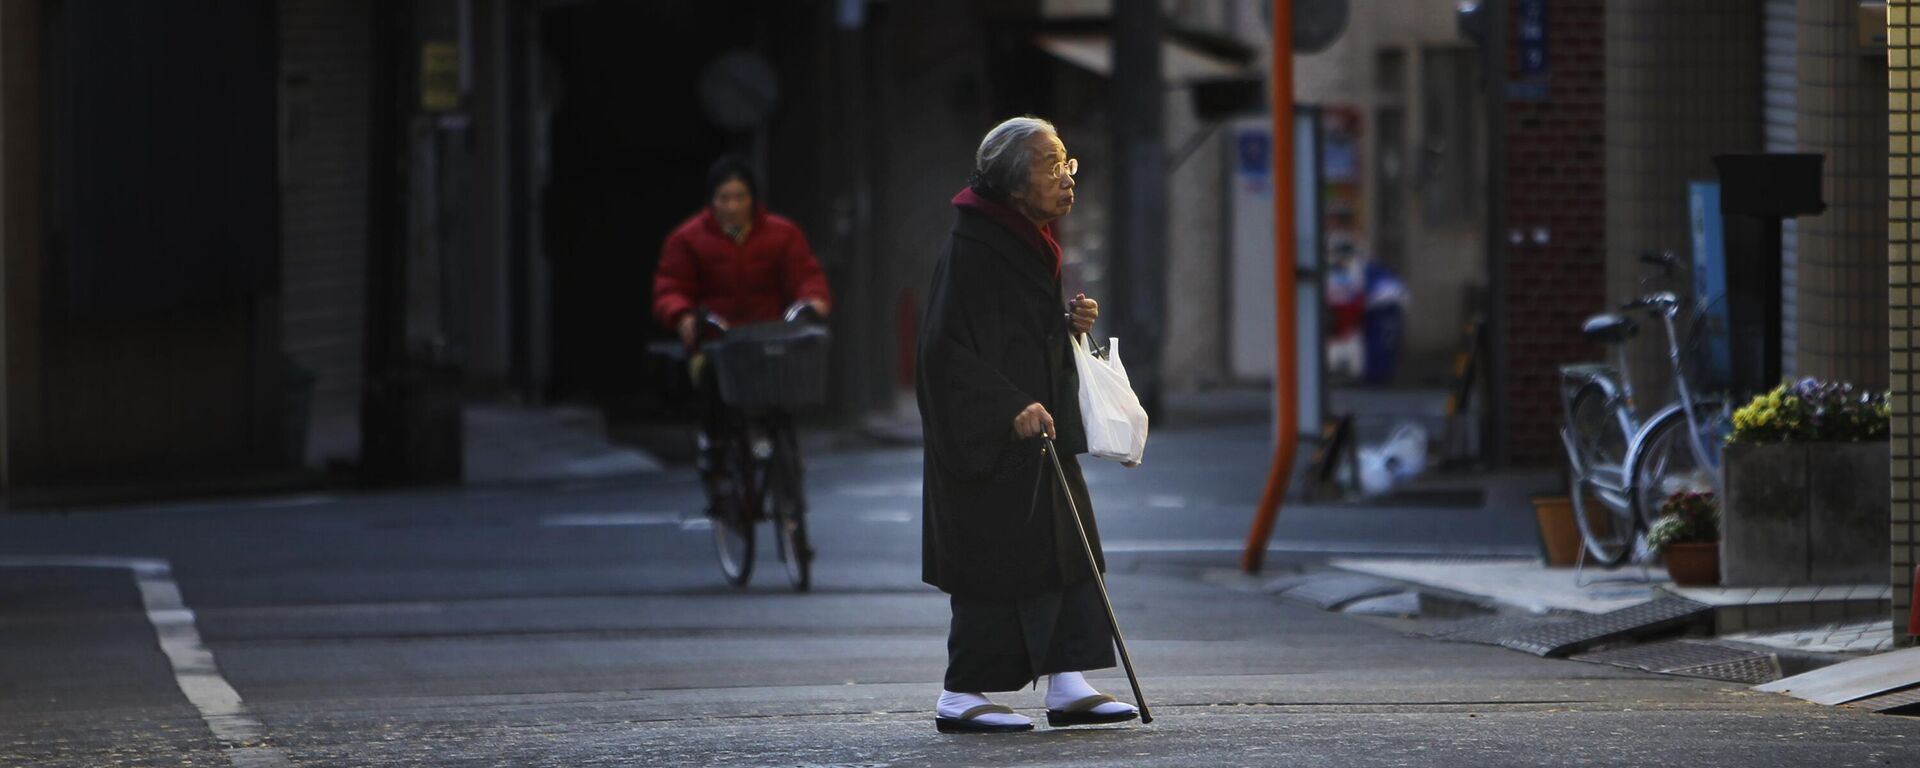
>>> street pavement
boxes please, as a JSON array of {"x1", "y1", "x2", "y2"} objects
[{"x1": 1, "y1": 423, "x2": 1913, "y2": 767}]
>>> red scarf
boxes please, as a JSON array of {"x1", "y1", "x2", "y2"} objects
[{"x1": 951, "y1": 187, "x2": 1062, "y2": 279}]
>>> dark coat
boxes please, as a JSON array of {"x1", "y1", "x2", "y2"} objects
[{"x1": 917, "y1": 203, "x2": 1104, "y2": 599}]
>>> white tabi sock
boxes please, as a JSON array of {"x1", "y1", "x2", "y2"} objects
[
  {"x1": 1045, "y1": 671, "x2": 1137, "y2": 715},
  {"x1": 937, "y1": 690, "x2": 1031, "y2": 726}
]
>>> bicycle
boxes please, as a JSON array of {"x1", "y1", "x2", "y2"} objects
[
  {"x1": 652, "y1": 302, "x2": 829, "y2": 591},
  {"x1": 1559, "y1": 252, "x2": 1730, "y2": 567}
]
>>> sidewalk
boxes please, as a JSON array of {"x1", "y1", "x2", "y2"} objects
[{"x1": 1273, "y1": 555, "x2": 1903, "y2": 694}]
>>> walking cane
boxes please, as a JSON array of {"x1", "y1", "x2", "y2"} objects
[{"x1": 1041, "y1": 436, "x2": 1153, "y2": 724}]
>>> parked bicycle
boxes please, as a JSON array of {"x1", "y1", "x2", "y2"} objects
[
  {"x1": 652, "y1": 302, "x2": 830, "y2": 590},
  {"x1": 1559, "y1": 251, "x2": 1729, "y2": 567}
]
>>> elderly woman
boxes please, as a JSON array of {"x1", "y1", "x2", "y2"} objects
[{"x1": 916, "y1": 117, "x2": 1138, "y2": 733}]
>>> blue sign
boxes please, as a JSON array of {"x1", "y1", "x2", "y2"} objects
[
  {"x1": 1236, "y1": 131, "x2": 1271, "y2": 178},
  {"x1": 1519, "y1": 0, "x2": 1548, "y2": 76},
  {"x1": 1690, "y1": 181, "x2": 1731, "y2": 391}
]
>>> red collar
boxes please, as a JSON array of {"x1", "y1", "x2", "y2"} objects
[
  {"x1": 951, "y1": 187, "x2": 1061, "y2": 278},
  {"x1": 700, "y1": 206, "x2": 767, "y2": 240}
]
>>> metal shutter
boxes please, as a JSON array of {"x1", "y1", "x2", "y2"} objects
[{"x1": 279, "y1": 0, "x2": 371, "y2": 460}]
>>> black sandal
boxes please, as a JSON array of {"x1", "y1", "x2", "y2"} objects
[
  {"x1": 1046, "y1": 694, "x2": 1139, "y2": 727},
  {"x1": 935, "y1": 703, "x2": 1034, "y2": 733}
]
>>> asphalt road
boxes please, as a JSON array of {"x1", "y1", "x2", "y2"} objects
[{"x1": 1, "y1": 424, "x2": 1911, "y2": 767}]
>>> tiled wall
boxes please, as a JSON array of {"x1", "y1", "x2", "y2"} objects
[
  {"x1": 1891, "y1": 0, "x2": 1917, "y2": 647},
  {"x1": 1800, "y1": 0, "x2": 1891, "y2": 390},
  {"x1": 1604, "y1": 1, "x2": 1761, "y2": 411}
]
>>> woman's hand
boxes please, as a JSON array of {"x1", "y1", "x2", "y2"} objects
[
  {"x1": 1070, "y1": 294, "x2": 1099, "y2": 336},
  {"x1": 1012, "y1": 402, "x2": 1056, "y2": 440},
  {"x1": 677, "y1": 314, "x2": 698, "y2": 349}
]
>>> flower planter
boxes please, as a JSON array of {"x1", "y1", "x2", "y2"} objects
[
  {"x1": 1662, "y1": 541, "x2": 1720, "y2": 586},
  {"x1": 1722, "y1": 441, "x2": 1890, "y2": 586},
  {"x1": 1531, "y1": 495, "x2": 1580, "y2": 567}
]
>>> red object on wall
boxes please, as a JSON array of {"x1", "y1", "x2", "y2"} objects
[
  {"x1": 897, "y1": 291, "x2": 917, "y2": 389},
  {"x1": 1909, "y1": 564, "x2": 1918, "y2": 637}
]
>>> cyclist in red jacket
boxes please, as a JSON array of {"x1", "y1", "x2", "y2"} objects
[
  {"x1": 653, "y1": 156, "x2": 832, "y2": 502},
  {"x1": 653, "y1": 156, "x2": 832, "y2": 346}
]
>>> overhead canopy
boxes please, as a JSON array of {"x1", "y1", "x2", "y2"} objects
[{"x1": 1033, "y1": 33, "x2": 1249, "y2": 82}]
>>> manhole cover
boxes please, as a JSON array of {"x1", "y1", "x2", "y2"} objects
[
  {"x1": 1342, "y1": 591, "x2": 1421, "y2": 617},
  {"x1": 1277, "y1": 574, "x2": 1403, "y2": 610}
]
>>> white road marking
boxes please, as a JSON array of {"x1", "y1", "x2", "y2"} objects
[
  {"x1": 859, "y1": 510, "x2": 915, "y2": 524},
  {"x1": 833, "y1": 481, "x2": 922, "y2": 498},
  {"x1": 1101, "y1": 539, "x2": 1538, "y2": 557},
  {"x1": 0, "y1": 556, "x2": 290, "y2": 767},
  {"x1": 108, "y1": 494, "x2": 340, "y2": 516},
  {"x1": 540, "y1": 511, "x2": 683, "y2": 527},
  {"x1": 1146, "y1": 494, "x2": 1187, "y2": 509}
]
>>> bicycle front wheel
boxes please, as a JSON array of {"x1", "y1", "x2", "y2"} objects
[
  {"x1": 711, "y1": 445, "x2": 756, "y2": 587},
  {"x1": 1629, "y1": 400, "x2": 1726, "y2": 525},
  {"x1": 1570, "y1": 475, "x2": 1637, "y2": 566},
  {"x1": 769, "y1": 423, "x2": 813, "y2": 592}
]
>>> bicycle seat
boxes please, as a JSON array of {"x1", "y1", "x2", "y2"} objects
[
  {"x1": 1622, "y1": 291, "x2": 1680, "y2": 312},
  {"x1": 1581, "y1": 313, "x2": 1638, "y2": 345}
]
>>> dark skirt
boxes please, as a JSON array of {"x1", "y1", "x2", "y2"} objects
[{"x1": 944, "y1": 578, "x2": 1117, "y2": 693}]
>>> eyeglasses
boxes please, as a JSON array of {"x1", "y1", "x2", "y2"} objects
[{"x1": 1047, "y1": 158, "x2": 1079, "y2": 181}]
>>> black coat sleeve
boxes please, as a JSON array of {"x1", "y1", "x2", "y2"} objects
[{"x1": 918, "y1": 245, "x2": 1040, "y2": 481}]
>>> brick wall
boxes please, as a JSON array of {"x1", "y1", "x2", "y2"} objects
[
  {"x1": 1502, "y1": 0, "x2": 1607, "y2": 465},
  {"x1": 1889, "y1": 0, "x2": 1917, "y2": 647}
]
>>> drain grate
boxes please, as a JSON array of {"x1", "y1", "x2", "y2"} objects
[
  {"x1": 1849, "y1": 684, "x2": 1920, "y2": 714},
  {"x1": 1674, "y1": 655, "x2": 1784, "y2": 685},
  {"x1": 1575, "y1": 640, "x2": 1780, "y2": 684},
  {"x1": 1277, "y1": 574, "x2": 1404, "y2": 610},
  {"x1": 1501, "y1": 597, "x2": 1710, "y2": 657}
]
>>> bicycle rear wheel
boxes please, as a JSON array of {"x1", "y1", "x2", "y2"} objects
[
  {"x1": 1570, "y1": 475, "x2": 1637, "y2": 567},
  {"x1": 1567, "y1": 380, "x2": 1631, "y2": 477},
  {"x1": 769, "y1": 422, "x2": 813, "y2": 592}
]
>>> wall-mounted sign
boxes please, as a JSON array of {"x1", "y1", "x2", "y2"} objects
[
  {"x1": 1860, "y1": 2, "x2": 1888, "y2": 53},
  {"x1": 421, "y1": 42, "x2": 460, "y2": 112},
  {"x1": 1518, "y1": 0, "x2": 1548, "y2": 76}
]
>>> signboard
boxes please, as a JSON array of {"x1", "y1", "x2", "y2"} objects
[
  {"x1": 1690, "y1": 181, "x2": 1732, "y2": 391},
  {"x1": 1518, "y1": 0, "x2": 1548, "y2": 76},
  {"x1": 421, "y1": 42, "x2": 460, "y2": 112},
  {"x1": 1229, "y1": 112, "x2": 1325, "y2": 439}
]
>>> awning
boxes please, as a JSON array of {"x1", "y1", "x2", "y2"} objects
[{"x1": 1034, "y1": 33, "x2": 1249, "y2": 82}]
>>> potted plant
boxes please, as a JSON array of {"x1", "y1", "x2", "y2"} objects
[
  {"x1": 1723, "y1": 379, "x2": 1891, "y2": 585},
  {"x1": 1648, "y1": 491, "x2": 1720, "y2": 586}
]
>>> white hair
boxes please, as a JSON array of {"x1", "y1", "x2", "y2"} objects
[{"x1": 973, "y1": 116, "x2": 1057, "y2": 195}]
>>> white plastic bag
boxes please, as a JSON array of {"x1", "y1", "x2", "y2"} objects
[
  {"x1": 1356, "y1": 422, "x2": 1428, "y2": 496},
  {"x1": 1357, "y1": 447, "x2": 1394, "y2": 496},
  {"x1": 1382, "y1": 423, "x2": 1428, "y2": 480},
  {"x1": 1071, "y1": 334, "x2": 1150, "y2": 465}
]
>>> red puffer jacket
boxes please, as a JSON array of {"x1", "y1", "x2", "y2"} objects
[{"x1": 652, "y1": 207, "x2": 832, "y2": 330}]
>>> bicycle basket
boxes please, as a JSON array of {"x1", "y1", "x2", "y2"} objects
[{"x1": 709, "y1": 322, "x2": 831, "y2": 409}]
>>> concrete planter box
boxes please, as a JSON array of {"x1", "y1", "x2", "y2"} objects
[{"x1": 1722, "y1": 441, "x2": 1890, "y2": 586}]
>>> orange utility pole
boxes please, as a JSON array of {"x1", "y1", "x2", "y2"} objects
[{"x1": 1242, "y1": 0, "x2": 1297, "y2": 574}]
